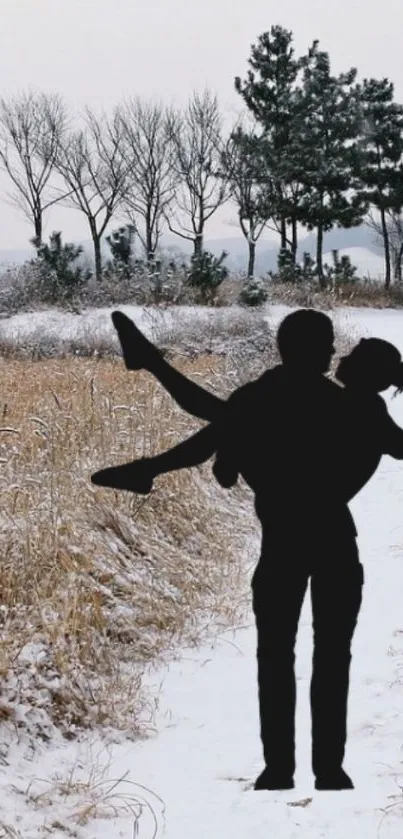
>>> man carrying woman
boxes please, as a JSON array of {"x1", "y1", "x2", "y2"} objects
[{"x1": 92, "y1": 309, "x2": 403, "y2": 791}]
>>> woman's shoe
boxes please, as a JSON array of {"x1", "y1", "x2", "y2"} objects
[
  {"x1": 91, "y1": 459, "x2": 154, "y2": 494},
  {"x1": 111, "y1": 311, "x2": 161, "y2": 371}
]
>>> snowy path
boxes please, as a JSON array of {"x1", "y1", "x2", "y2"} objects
[
  {"x1": 129, "y1": 461, "x2": 403, "y2": 839},
  {"x1": 2, "y1": 305, "x2": 403, "y2": 837},
  {"x1": 30, "y1": 452, "x2": 401, "y2": 839}
]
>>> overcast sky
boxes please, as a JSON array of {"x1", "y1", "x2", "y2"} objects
[{"x1": 1, "y1": 0, "x2": 403, "y2": 251}]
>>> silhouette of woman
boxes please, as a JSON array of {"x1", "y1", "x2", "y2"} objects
[{"x1": 92, "y1": 312, "x2": 403, "y2": 502}]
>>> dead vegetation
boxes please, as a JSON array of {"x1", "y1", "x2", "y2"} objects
[
  {"x1": 3, "y1": 258, "x2": 403, "y2": 315},
  {"x1": 263, "y1": 279, "x2": 403, "y2": 310},
  {"x1": 0, "y1": 350, "x2": 256, "y2": 743},
  {"x1": 0, "y1": 306, "x2": 357, "y2": 746}
]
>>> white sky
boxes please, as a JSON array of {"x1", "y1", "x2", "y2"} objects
[{"x1": 1, "y1": 0, "x2": 403, "y2": 250}]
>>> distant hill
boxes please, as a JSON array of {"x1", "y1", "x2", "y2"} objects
[
  {"x1": 204, "y1": 227, "x2": 384, "y2": 276},
  {"x1": 322, "y1": 247, "x2": 385, "y2": 280},
  {"x1": 0, "y1": 247, "x2": 36, "y2": 266},
  {"x1": 0, "y1": 225, "x2": 385, "y2": 278}
]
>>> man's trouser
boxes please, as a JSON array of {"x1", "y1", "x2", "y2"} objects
[{"x1": 251, "y1": 537, "x2": 364, "y2": 778}]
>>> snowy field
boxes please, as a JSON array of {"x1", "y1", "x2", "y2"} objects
[{"x1": 1, "y1": 303, "x2": 403, "y2": 837}]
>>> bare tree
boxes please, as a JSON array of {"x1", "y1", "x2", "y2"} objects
[
  {"x1": 119, "y1": 98, "x2": 179, "y2": 263},
  {"x1": 221, "y1": 126, "x2": 275, "y2": 277},
  {"x1": 367, "y1": 209, "x2": 403, "y2": 282},
  {"x1": 166, "y1": 90, "x2": 232, "y2": 257},
  {"x1": 0, "y1": 91, "x2": 69, "y2": 248},
  {"x1": 54, "y1": 108, "x2": 129, "y2": 281}
]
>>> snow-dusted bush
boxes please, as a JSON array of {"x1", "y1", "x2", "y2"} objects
[
  {"x1": 239, "y1": 276, "x2": 268, "y2": 306},
  {"x1": 185, "y1": 250, "x2": 229, "y2": 304}
]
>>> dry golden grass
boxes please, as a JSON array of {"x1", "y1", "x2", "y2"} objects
[
  {"x1": 0, "y1": 309, "x2": 357, "y2": 740},
  {"x1": 0, "y1": 353, "x2": 256, "y2": 738}
]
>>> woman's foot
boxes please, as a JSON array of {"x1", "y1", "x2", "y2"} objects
[
  {"x1": 111, "y1": 311, "x2": 161, "y2": 371},
  {"x1": 91, "y1": 459, "x2": 154, "y2": 494}
]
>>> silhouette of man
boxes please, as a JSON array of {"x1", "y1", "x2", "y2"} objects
[
  {"x1": 214, "y1": 309, "x2": 361, "y2": 792},
  {"x1": 92, "y1": 309, "x2": 403, "y2": 791}
]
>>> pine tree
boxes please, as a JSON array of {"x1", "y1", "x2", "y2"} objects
[
  {"x1": 234, "y1": 26, "x2": 306, "y2": 261},
  {"x1": 295, "y1": 44, "x2": 366, "y2": 286},
  {"x1": 106, "y1": 224, "x2": 135, "y2": 277},
  {"x1": 354, "y1": 78, "x2": 403, "y2": 287},
  {"x1": 32, "y1": 232, "x2": 89, "y2": 301}
]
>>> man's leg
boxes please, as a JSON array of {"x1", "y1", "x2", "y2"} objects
[
  {"x1": 310, "y1": 553, "x2": 364, "y2": 788},
  {"x1": 252, "y1": 557, "x2": 309, "y2": 787}
]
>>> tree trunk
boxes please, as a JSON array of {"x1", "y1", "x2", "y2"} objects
[
  {"x1": 316, "y1": 223, "x2": 325, "y2": 288},
  {"x1": 396, "y1": 242, "x2": 403, "y2": 283},
  {"x1": 392, "y1": 247, "x2": 400, "y2": 282},
  {"x1": 247, "y1": 240, "x2": 256, "y2": 278},
  {"x1": 91, "y1": 229, "x2": 102, "y2": 282},
  {"x1": 146, "y1": 228, "x2": 155, "y2": 264},
  {"x1": 146, "y1": 208, "x2": 155, "y2": 263},
  {"x1": 380, "y1": 207, "x2": 391, "y2": 288},
  {"x1": 194, "y1": 232, "x2": 203, "y2": 258},
  {"x1": 291, "y1": 218, "x2": 298, "y2": 264},
  {"x1": 33, "y1": 213, "x2": 43, "y2": 250},
  {"x1": 280, "y1": 217, "x2": 287, "y2": 251}
]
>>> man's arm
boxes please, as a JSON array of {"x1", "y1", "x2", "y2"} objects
[
  {"x1": 383, "y1": 411, "x2": 403, "y2": 459},
  {"x1": 150, "y1": 383, "x2": 252, "y2": 477}
]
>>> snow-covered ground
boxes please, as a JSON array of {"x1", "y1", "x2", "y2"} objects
[
  {"x1": 2, "y1": 304, "x2": 403, "y2": 838},
  {"x1": 0, "y1": 303, "x2": 226, "y2": 344}
]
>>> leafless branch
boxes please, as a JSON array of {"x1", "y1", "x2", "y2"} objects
[
  {"x1": 0, "y1": 91, "x2": 69, "y2": 244},
  {"x1": 367, "y1": 208, "x2": 403, "y2": 281},
  {"x1": 165, "y1": 89, "x2": 231, "y2": 254},
  {"x1": 53, "y1": 107, "x2": 130, "y2": 279},
  {"x1": 221, "y1": 124, "x2": 275, "y2": 245},
  {"x1": 118, "y1": 98, "x2": 179, "y2": 259}
]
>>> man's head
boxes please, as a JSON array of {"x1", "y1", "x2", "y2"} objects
[{"x1": 277, "y1": 309, "x2": 335, "y2": 374}]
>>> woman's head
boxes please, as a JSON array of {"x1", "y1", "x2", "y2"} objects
[{"x1": 336, "y1": 338, "x2": 403, "y2": 394}]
